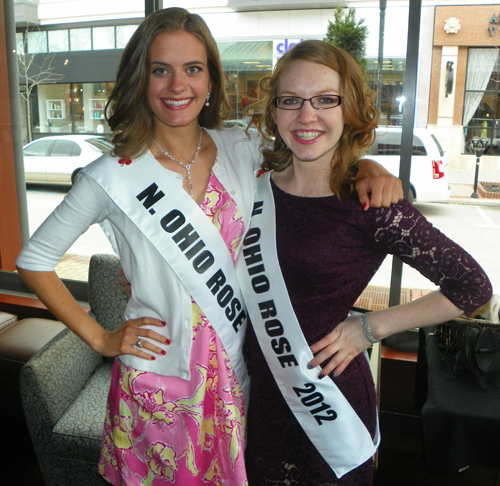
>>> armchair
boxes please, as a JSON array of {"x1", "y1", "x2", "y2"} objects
[{"x1": 20, "y1": 254, "x2": 127, "y2": 486}]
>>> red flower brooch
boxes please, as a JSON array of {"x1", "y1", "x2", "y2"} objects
[
  {"x1": 118, "y1": 158, "x2": 132, "y2": 167},
  {"x1": 257, "y1": 169, "x2": 266, "y2": 178}
]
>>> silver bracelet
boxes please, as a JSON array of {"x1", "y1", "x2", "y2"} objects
[{"x1": 361, "y1": 313, "x2": 378, "y2": 345}]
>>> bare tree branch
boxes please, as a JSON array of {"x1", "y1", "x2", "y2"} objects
[{"x1": 17, "y1": 25, "x2": 64, "y2": 142}]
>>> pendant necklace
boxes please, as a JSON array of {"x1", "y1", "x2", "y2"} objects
[{"x1": 153, "y1": 127, "x2": 203, "y2": 198}]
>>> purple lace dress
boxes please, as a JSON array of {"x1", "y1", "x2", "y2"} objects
[{"x1": 244, "y1": 180, "x2": 492, "y2": 486}]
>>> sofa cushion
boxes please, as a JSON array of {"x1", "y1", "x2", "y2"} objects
[
  {"x1": 0, "y1": 311, "x2": 17, "y2": 332},
  {"x1": 0, "y1": 318, "x2": 66, "y2": 420},
  {"x1": 52, "y1": 362, "x2": 113, "y2": 462},
  {"x1": 0, "y1": 318, "x2": 65, "y2": 365}
]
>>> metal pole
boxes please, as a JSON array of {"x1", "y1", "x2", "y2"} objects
[
  {"x1": 471, "y1": 156, "x2": 480, "y2": 198},
  {"x1": 376, "y1": 0, "x2": 387, "y2": 111},
  {"x1": 3, "y1": 0, "x2": 30, "y2": 244},
  {"x1": 469, "y1": 137, "x2": 488, "y2": 199},
  {"x1": 145, "y1": 0, "x2": 163, "y2": 17},
  {"x1": 388, "y1": 0, "x2": 421, "y2": 308}
]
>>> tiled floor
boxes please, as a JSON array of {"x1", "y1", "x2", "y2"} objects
[{"x1": 55, "y1": 253, "x2": 91, "y2": 281}]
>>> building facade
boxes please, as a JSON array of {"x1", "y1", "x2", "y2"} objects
[
  {"x1": 13, "y1": 0, "x2": 500, "y2": 172},
  {"x1": 430, "y1": 4, "x2": 500, "y2": 171},
  {"x1": 15, "y1": 0, "x2": 409, "y2": 144}
]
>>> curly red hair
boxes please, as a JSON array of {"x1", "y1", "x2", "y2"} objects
[{"x1": 249, "y1": 40, "x2": 379, "y2": 197}]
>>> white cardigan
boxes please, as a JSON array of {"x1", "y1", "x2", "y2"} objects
[{"x1": 16, "y1": 127, "x2": 263, "y2": 380}]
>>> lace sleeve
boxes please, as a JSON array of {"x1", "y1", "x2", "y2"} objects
[{"x1": 370, "y1": 200, "x2": 492, "y2": 316}]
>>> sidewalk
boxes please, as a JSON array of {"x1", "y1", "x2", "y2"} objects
[
  {"x1": 446, "y1": 168, "x2": 500, "y2": 206},
  {"x1": 54, "y1": 169, "x2": 500, "y2": 301}
]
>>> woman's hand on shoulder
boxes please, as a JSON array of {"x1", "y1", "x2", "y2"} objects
[
  {"x1": 308, "y1": 315, "x2": 370, "y2": 378},
  {"x1": 96, "y1": 317, "x2": 170, "y2": 361},
  {"x1": 355, "y1": 159, "x2": 403, "y2": 211}
]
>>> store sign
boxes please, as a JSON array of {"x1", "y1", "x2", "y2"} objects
[
  {"x1": 273, "y1": 38, "x2": 304, "y2": 58},
  {"x1": 489, "y1": 14, "x2": 500, "y2": 35}
]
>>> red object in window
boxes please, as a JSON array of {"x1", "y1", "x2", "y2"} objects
[{"x1": 432, "y1": 160, "x2": 444, "y2": 179}]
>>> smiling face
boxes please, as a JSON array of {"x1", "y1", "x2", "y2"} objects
[
  {"x1": 147, "y1": 30, "x2": 212, "y2": 132},
  {"x1": 274, "y1": 60, "x2": 345, "y2": 170}
]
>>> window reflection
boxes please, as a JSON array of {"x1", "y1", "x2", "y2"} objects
[
  {"x1": 92, "y1": 26, "x2": 115, "y2": 50},
  {"x1": 70, "y1": 28, "x2": 92, "y2": 51},
  {"x1": 116, "y1": 25, "x2": 137, "y2": 48},
  {"x1": 48, "y1": 30, "x2": 69, "y2": 52},
  {"x1": 463, "y1": 48, "x2": 500, "y2": 155},
  {"x1": 27, "y1": 31, "x2": 47, "y2": 53},
  {"x1": 16, "y1": 32, "x2": 23, "y2": 54}
]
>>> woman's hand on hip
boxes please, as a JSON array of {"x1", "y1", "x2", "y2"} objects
[
  {"x1": 308, "y1": 315, "x2": 370, "y2": 378},
  {"x1": 97, "y1": 317, "x2": 170, "y2": 360}
]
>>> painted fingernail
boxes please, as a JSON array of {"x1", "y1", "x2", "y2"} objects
[
  {"x1": 161, "y1": 321, "x2": 166, "y2": 326},
  {"x1": 151, "y1": 356, "x2": 156, "y2": 361},
  {"x1": 362, "y1": 202, "x2": 368, "y2": 210},
  {"x1": 307, "y1": 364, "x2": 313, "y2": 370},
  {"x1": 333, "y1": 371, "x2": 339, "y2": 378},
  {"x1": 165, "y1": 339, "x2": 171, "y2": 345},
  {"x1": 319, "y1": 373, "x2": 325, "y2": 380},
  {"x1": 161, "y1": 350, "x2": 166, "y2": 356}
]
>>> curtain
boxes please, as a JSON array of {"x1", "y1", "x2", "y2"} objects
[{"x1": 463, "y1": 48, "x2": 499, "y2": 127}]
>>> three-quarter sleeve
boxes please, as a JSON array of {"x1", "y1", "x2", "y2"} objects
[{"x1": 371, "y1": 200, "x2": 492, "y2": 316}]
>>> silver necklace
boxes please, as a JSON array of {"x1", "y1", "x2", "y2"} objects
[{"x1": 153, "y1": 127, "x2": 203, "y2": 198}]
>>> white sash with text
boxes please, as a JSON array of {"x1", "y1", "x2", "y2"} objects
[
  {"x1": 87, "y1": 154, "x2": 250, "y2": 403},
  {"x1": 236, "y1": 172, "x2": 379, "y2": 478}
]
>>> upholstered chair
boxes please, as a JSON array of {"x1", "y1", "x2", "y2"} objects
[{"x1": 20, "y1": 254, "x2": 126, "y2": 486}]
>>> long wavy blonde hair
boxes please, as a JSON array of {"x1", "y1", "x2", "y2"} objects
[
  {"x1": 105, "y1": 7, "x2": 231, "y2": 159},
  {"x1": 249, "y1": 40, "x2": 379, "y2": 197}
]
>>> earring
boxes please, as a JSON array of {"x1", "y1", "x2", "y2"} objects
[{"x1": 205, "y1": 93, "x2": 210, "y2": 107}]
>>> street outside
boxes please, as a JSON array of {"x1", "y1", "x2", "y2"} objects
[{"x1": 25, "y1": 184, "x2": 500, "y2": 294}]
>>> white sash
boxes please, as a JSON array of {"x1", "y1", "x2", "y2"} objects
[
  {"x1": 87, "y1": 154, "x2": 250, "y2": 403},
  {"x1": 236, "y1": 172, "x2": 379, "y2": 478}
]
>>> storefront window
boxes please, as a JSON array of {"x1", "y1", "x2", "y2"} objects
[
  {"x1": 34, "y1": 84, "x2": 71, "y2": 134},
  {"x1": 70, "y1": 28, "x2": 92, "y2": 51},
  {"x1": 218, "y1": 41, "x2": 273, "y2": 124},
  {"x1": 366, "y1": 58, "x2": 406, "y2": 127},
  {"x1": 48, "y1": 30, "x2": 69, "y2": 52},
  {"x1": 28, "y1": 83, "x2": 114, "y2": 137},
  {"x1": 93, "y1": 26, "x2": 115, "y2": 50},
  {"x1": 87, "y1": 83, "x2": 113, "y2": 134},
  {"x1": 463, "y1": 48, "x2": 500, "y2": 155},
  {"x1": 27, "y1": 31, "x2": 47, "y2": 54},
  {"x1": 16, "y1": 32, "x2": 23, "y2": 54},
  {"x1": 72, "y1": 84, "x2": 85, "y2": 133},
  {"x1": 116, "y1": 25, "x2": 137, "y2": 48}
]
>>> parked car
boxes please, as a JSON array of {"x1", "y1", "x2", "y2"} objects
[
  {"x1": 222, "y1": 119, "x2": 248, "y2": 129},
  {"x1": 365, "y1": 127, "x2": 450, "y2": 203},
  {"x1": 23, "y1": 135, "x2": 114, "y2": 185},
  {"x1": 222, "y1": 118, "x2": 258, "y2": 132}
]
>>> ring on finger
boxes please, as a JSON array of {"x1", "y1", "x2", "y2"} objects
[{"x1": 136, "y1": 338, "x2": 142, "y2": 348}]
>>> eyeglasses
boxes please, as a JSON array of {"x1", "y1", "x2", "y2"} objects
[{"x1": 274, "y1": 95, "x2": 343, "y2": 110}]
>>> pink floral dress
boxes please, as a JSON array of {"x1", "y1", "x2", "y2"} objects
[{"x1": 99, "y1": 173, "x2": 248, "y2": 486}]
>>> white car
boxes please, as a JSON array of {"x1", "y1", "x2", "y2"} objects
[
  {"x1": 365, "y1": 127, "x2": 450, "y2": 203},
  {"x1": 23, "y1": 135, "x2": 114, "y2": 185}
]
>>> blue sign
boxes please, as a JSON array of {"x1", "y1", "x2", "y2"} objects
[{"x1": 273, "y1": 39, "x2": 304, "y2": 58}]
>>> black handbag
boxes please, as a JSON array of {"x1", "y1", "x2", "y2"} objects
[{"x1": 435, "y1": 318, "x2": 500, "y2": 389}]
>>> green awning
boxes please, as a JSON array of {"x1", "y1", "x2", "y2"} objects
[{"x1": 218, "y1": 41, "x2": 273, "y2": 72}]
